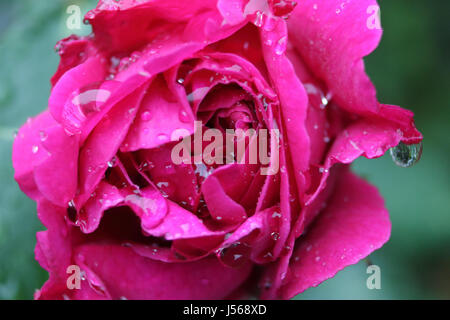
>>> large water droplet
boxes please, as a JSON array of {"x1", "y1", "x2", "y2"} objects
[{"x1": 390, "y1": 141, "x2": 423, "y2": 168}]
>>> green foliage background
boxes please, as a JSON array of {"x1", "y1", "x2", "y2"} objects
[{"x1": 0, "y1": 0, "x2": 448, "y2": 300}]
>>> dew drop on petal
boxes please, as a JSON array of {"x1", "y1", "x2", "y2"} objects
[
  {"x1": 157, "y1": 134, "x2": 170, "y2": 143},
  {"x1": 390, "y1": 141, "x2": 423, "y2": 168},
  {"x1": 140, "y1": 111, "x2": 152, "y2": 121},
  {"x1": 39, "y1": 131, "x2": 48, "y2": 142},
  {"x1": 271, "y1": 232, "x2": 280, "y2": 241}
]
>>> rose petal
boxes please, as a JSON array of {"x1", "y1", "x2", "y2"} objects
[
  {"x1": 280, "y1": 170, "x2": 391, "y2": 299},
  {"x1": 202, "y1": 173, "x2": 247, "y2": 225},
  {"x1": 51, "y1": 35, "x2": 99, "y2": 86},
  {"x1": 145, "y1": 200, "x2": 221, "y2": 241}
]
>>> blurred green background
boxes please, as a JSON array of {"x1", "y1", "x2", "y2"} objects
[{"x1": 0, "y1": 0, "x2": 448, "y2": 300}]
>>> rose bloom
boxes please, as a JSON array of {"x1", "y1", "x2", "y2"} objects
[{"x1": 12, "y1": 0, "x2": 422, "y2": 300}]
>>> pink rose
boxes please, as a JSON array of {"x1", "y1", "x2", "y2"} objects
[{"x1": 13, "y1": 0, "x2": 422, "y2": 300}]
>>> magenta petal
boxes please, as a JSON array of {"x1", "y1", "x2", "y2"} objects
[
  {"x1": 378, "y1": 104, "x2": 422, "y2": 144},
  {"x1": 74, "y1": 244, "x2": 252, "y2": 300},
  {"x1": 288, "y1": 0, "x2": 382, "y2": 115},
  {"x1": 70, "y1": 262, "x2": 112, "y2": 300},
  {"x1": 60, "y1": 80, "x2": 121, "y2": 137},
  {"x1": 217, "y1": 0, "x2": 246, "y2": 26},
  {"x1": 280, "y1": 170, "x2": 391, "y2": 299},
  {"x1": 306, "y1": 114, "x2": 421, "y2": 209},
  {"x1": 220, "y1": 206, "x2": 282, "y2": 263},
  {"x1": 138, "y1": 145, "x2": 199, "y2": 210},
  {"x1": 125, "y1": 187, "x2": 169, "y2": 231},
  {"x1": 35, "y1": 200, "x2": 71, "y2": 276}
]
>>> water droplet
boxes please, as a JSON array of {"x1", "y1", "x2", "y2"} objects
[
  {"x1": 32, "y1": 145, "x2": 39, "y2": 154},
  {"x1": 390, "y1": 141, "x2": 423, "y2": 168},
  {"x1": 178, "y1": 110, "x2": 191, "y2": 123},
  {"x1": 140, "y1": 111, "x2": 152, "y2": 121}
]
